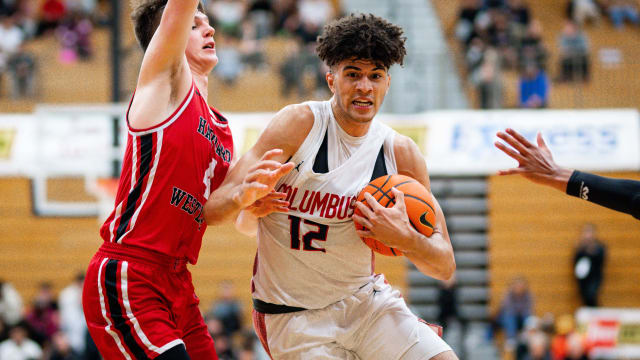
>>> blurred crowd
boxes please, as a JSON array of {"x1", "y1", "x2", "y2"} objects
[
  {"x1": 0, "y1": 274, "x2": 100, "y2": 360},
  {"x1": 0, "y1": 0, "x2": 106, "y2": 99},
  {"x1": 0, "y1": 276, "x2": 269, "y2": 360},
  {"x1": 455, "y1": 0, "x2": 639, "y2": 109},
  {"x1": 204, "y1": 0, "x2": 335, "y2": 99},
  {"x1": 0, "y1": 0, "x2": 337, "y2": 101},
  {"x1": 435, "y1": 223, "x2": 607, "y2": 360},
  {"x1": 494, "y1": 223, "x2": 606, "y2": 360}
]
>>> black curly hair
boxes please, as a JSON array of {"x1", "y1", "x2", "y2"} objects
[{"x1": 316, "y1": 13, "x2": 407, "y2": 70}]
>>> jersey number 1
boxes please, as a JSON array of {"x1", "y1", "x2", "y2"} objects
[{"x1": 288, "y1": 215, "x2": 328, "y2": 253}]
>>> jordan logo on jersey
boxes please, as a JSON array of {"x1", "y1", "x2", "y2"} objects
[
  {"x1": 197, "y1": 117, "x2": 232, "y2": 163},
  {"x1": 277, "y1": 183, "x2": 356, "y2": 220}
]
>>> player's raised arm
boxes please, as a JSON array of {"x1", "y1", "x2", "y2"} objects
[
  {"x1": 135, "y1": 0, "x2": 202, "y2": 86},
  {"x1": 496, "y1": 128, "x2": 640, "y2": 219},
  {"x1": 204, "y1": 104, "x2": 313, "y2": 226}
]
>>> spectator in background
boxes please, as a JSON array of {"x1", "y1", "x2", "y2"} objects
[
  {"x1": 0, "y1": 279, "x2": 23, "y2": 327},
  {"x1": 214, "y1": 34, "x2": 245, "y2": 85},
  {"x1": 550, "y1": 314, "x2": 575, "y2": 360},
  {"x1": 56, "y1": 11, "x2": 93, "y2": 63},
  {"x1": 0, "y1": 322, "x2": 43, "y2": 360},
  {"x1": 205, "y1": 316, "x2": 236, "y2": 360},
  {"x1": 247, "y1": 0, "x2": 274, "y2": 40},
  {"x1": 519, "y1": 62, "x2": 549, "y2": 108},
  {"x1": 24, "y1": 281, "x2": 59, "y2": 346},
  {"x1": 508, "y1": 0, "x2": 531, "y2": 26},
  {"x1": 516, "y1": 316, "x2": 552, "y2": 360},
  {"x1": 568, "y1": 0, "x2": 601, "y2": 25},
  {"x1": 437, "y1": 273, "x2": 460, "y2": 330},
  {"x1": 557, "y1": 21, "x2": 590, "y2": 82},
  {"x1": 64, "y1": 0, "x2": 97, "y2": 20},
  {"x1": 487, "y1": 10, "x2": 517, "y2": 67},
  {"x1": 279, "y1": 38, "x2": 306, "y2": 97},
  {"x1": 273, "y1": 0, "x2": 298, "y2": 34},
  {"x1": 37, "y1": 0, "x2": 66, "y2": 36},
  {"x1": 518, "y1": 19, "x2": 547, "y2": 71},
  {"x1": 523, "y1": 331, "x2": 551, "y2": 360},
  {"x1": 455, "y1": 0, "x2": 482, "y2": 45},
  {"x1": 0, "y1": 14, "x2": 24, "y2": 95},
  {"x1": 240, "y1": 17, "x2": 266, "y2": 70},
  {"x1": 298, "y1": 0, "x2": 334, "y2": 29},
  {"x1": 47, "y1": 331, "x2": 82, "y2": 360},
  {"x1": 507, "y1": 0, "x2": 531, "y2": 43},
  {"x1": 573, "y1": 223, "x2": 606, "y2": 307},
  {"x1": 58, "y1": 273, "x2": 86, "y2": 356},
  {"x1": 7, "y1": 41, "x2": 36, "y2": 98},
  {"x1": 209, "y1": 0, "x2": 246, "y2": 38},
  {"x1": 497, "y1": 276, "x2": 534, "y2": 352},
  {"x1": 471, "y1": 47, "x2": 503, "y2": 108},
  {"x1": 0, "y1": 0, "x2": 19, "y2": 17},
  {"x1": 209, "y1": 281, "x2": 242, "y2": 337},
  {"x1": 606, "y1": 0, "x2": 640, "y2": 29},
  {"x1": 563, "y1": 332, "x2": 588, "y2": 360},
  {"x1": 213, "y1": 333, "x2": 236, "y2": 360}
]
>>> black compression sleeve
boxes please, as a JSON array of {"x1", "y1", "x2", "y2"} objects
[{"x1": 566, "y1": 170, "x2": 640, "y2": 219}]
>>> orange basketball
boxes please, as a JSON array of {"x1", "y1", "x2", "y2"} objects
[{"x1": 354, "y1": 175, "x2": 437, "y2": 256}]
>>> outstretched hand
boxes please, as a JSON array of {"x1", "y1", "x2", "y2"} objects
[
  {"x1": 246, "y1": 191, "x2": 290, "y2": 218},
  {"x1": 495, "y1": 128, "x2": 572, "y2": 192},
  {"x1": 232, "y1": 149, "x2": 294, "y2": 208}
]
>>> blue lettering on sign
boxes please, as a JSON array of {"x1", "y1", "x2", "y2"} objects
[{"x1": 449, "y1": 122, "x2": 620, "y2": 156}]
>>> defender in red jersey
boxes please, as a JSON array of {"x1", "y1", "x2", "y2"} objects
[{"x1": 82, "y1": 1, "x2": 293, "y2": 359}]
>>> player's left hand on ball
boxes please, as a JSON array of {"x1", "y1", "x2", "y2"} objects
[
  {"x1": 353, "y1": 188, "x2": 414, "y2": 249},
  {"x1": 247, "y1": 191, "x2": 290, "y2": 218}
]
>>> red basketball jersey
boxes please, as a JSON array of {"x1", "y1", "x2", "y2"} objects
[{"x1": 100, "y1": 82, "x2": 233, "y2": 264}]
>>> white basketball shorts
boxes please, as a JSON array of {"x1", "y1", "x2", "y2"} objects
[{"x1": 252, "y1": 274, "x2": 452, "y2": 359}]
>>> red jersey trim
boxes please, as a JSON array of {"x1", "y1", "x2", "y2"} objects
[{"x1": 126, "y1": 82, "x2": 196, "y2": 136}]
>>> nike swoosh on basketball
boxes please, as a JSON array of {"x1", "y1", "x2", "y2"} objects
[{"x1": 419, "y1": 212, "x2": 433, "y2": 228}]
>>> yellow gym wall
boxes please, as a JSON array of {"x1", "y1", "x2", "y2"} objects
[
  {"x1": 0, "y1": 177, "x2": 405, "y2": 326},
  {"x1": 489, "y1": 172, "x2": 640, "y2": 318}
]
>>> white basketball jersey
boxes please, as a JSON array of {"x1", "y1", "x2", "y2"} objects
[{"x1": 252, "y1": 100, "x2": 398, "y2": 309}]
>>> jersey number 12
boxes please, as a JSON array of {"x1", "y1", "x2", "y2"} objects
[{"x1": 288, "y1": 215, "x2": 328, "y2": 253}]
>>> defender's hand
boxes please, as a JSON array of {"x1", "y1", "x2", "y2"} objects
[
  {"x1": 246, "y1": 191, "x2": 290, "y2": 218},
  {"x1": 495, "y1": 128, "x2": 573, "y2": 192},
  {"x1": 232, "y1": 149, "x2": 294, "y2": 208}
]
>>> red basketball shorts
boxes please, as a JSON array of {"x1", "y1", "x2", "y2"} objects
[{"x1": 82, "y1": 242, "x2": 217, "y2": 359}]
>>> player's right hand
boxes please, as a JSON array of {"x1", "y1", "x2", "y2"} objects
[{"x1": 232, "y1": 149, "x2": 294, "y2": 208}]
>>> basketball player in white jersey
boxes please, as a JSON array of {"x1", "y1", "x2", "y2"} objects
[{"x1": 206, "y1": 14, "x2": 457, "y2": 360}]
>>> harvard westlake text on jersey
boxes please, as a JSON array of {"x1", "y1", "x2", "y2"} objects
[
  {"x1": 198, "y1": 116, "x2": 232, "y2": 163},
  {"x1": 170, "y1": 187, "x2": 205, "y2": 227}
]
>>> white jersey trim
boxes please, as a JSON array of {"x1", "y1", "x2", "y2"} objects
[
  {"x1": 121, "y1": 261, "x2": 184, "y2": 355},
  {"x1": 97, "y1": 258, "x2": 132, "y2": 360},
  {"x1": 127, "y1": 84, "x2": 196, "y2": 137},
  {"x1": 119, "y1": 130, "x2": 163, "y2": 243}
]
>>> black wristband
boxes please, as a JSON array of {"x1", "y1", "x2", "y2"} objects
[{"x1": 566, "y1": 170, "x2": 585, "y2": 199}]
